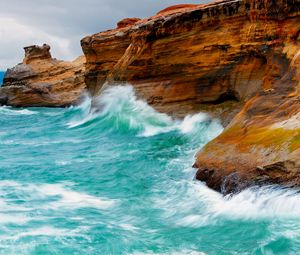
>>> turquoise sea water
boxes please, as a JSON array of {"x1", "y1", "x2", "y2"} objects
[
  {"x1": 1, "y1": 85, "x2": 300, "y2": 255},
  {"x1": 0, "y1": 72, "x2": 4, "y2": 85}
]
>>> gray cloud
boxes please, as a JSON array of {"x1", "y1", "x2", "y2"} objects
[{"x1": 0, "y1": 0, "x2": 208, "y2": 70}]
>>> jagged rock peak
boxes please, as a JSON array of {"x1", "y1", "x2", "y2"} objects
[{"x1": 23, "y1": 43, "x2": 52, "y2": 64}]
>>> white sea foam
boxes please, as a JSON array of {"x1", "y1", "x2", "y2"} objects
[
  {"x1": 0, "y1": 180, "x2": 116, "y2": 230},
  {"x1": 0, "y1": 180, "x2": 115, "y2": 212},
  {"x1": 191, "y1": 182, "x2": 300, "y2": 220},
  {"x1": 54, "y1": 160, "x2": 72, "y2": 166},
  {"x1": 0, "y1": 106, "x2": 37, "y2": 115},
  {"x1": 0, "y1": 139, "x2": 82, "y2": 146},
  {"x1": 119, "y1": 223, "x2": 139, "y2": 232},
  {"x1": 178, "y1": 114, "x2": 209, "y2": 134},
  {"x1": 0, "y1": 214, "x2": 31, "y2": 224},
  {"x1": 10, "y1": 227, "x2": 71, "y2": 239},
  {"x1": 0, "y1": 225, "x2": 92, "y2": 243},
  {"x1": 131, "y1": 251, "x2": 206, "y2": 255},
  {"x1": 38, "y1": 183, "x2": 115, "y2": 209},
  {"x1": 153, "y1": 178, "x2": 300, "y2": 229}
]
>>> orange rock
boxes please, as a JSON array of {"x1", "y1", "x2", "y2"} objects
[
  {"x1": 23, "y1": 44, "x2": 52, "y2": 64},
  {"x1": 157, "y1": 4, "x2": 200, "y2": 15},
  {"x1": 0, "y1": 44, "x2": 86, "y2": 107},
  {"x1": 81, "y1": 0, "x2": 300, "y2": 192},
  {"x1": 81, "y1": 0, "x2": 300, "y2": 118},
  {"x1": 117, "y1": 18, "x2": 141, "y2": 29}
]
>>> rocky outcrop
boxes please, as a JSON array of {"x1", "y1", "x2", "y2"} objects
[
  {"x1": 0, "y1": 44, "x2": 86, "y2": 107},
  {"x1": 82, "y1": 1, "x2": 251, "y2": 122},
  {"x1": 81, "y1": 0, "x2": 300, "y2": 122},
  {"x1": 2, "y1": 0, "x2": 300, "y2": 193},
  {"x1": 81, "y1": 0, "x2": 300, "y2": 192},
  {"x1": 23, "y1": 44, "x2": 52, "y2": 64},
  {"x1": 194, "y1": 50, "x2": 300, "y2": 193}
]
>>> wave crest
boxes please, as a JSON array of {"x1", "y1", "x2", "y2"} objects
[{"x1": 67, "y1": 85, "x2": 223, "y2": 138}]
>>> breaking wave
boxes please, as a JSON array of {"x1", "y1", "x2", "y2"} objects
[{"x1": 67, "y1": 85, "x2": 223, "y2": 138}]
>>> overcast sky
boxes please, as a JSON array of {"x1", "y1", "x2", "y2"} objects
[{"x1": 0, "y1": 0, "x2": 209, "y2": 70}]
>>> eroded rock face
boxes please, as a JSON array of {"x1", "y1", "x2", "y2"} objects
[
  {"x1": 192, "y1": 1, "x2": 300, "y2": 193},
  {"x1": 23, "y1": 44, "x2": 52, "y2": 64},
  {"x1": 0, "y1": 44, "x2": 86, "y2": 107},
  {"x1": 81, "y1": 0, "x2": 300, "y2": 121},
  {"x1": 81, "y1": 0, "x2": 300, "y2": 192}
]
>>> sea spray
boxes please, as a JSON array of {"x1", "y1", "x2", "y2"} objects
[{"x1": 68, "y1": 85, "x2": 223, "y2": 139}]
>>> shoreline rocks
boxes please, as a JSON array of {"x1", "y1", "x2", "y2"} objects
[
  {"x1": 2, "y1": 0, "x2": 300, "y2": 193},
  {"x1": 0, "y1": 44, "x2": 86, "y2": 107}
]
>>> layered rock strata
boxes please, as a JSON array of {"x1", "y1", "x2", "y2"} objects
[
  {"x1": 0, "y1": 44, "x2": 86, "y2": 107},
  {"x1": 81, "y1": 0, "x2": 300, "y2": 122},
  {"x1": 81, "y1": 0, "x2": 300, "y2": 192}
]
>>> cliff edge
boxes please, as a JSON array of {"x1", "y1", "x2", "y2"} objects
[{"x1": 81, "y1": 0, "x2": 300, "y2": 193}]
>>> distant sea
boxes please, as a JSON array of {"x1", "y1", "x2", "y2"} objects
[{"x1": 0, "y1": 71, "x2": 4, "y2": 85}]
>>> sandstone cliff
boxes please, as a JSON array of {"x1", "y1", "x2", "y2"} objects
[
  {"x1": 0, "y1": 44, "x2": 86, "y2": 107},
  {"x1": 81, "y1": 0, "x2": 300, "y2": 193}
]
